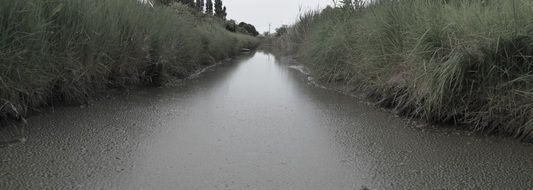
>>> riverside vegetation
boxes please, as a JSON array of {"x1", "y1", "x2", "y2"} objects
[
  {"x1": 275, "y1": 0, "x2": 533, "y2": 141},
  {"x1": 0, "y1": 0, "x2": 258, "y2": 123}
]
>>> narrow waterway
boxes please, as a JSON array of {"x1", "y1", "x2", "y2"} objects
[{"x1": 1, "y1": 52, "x2": 533, "y2": 189}]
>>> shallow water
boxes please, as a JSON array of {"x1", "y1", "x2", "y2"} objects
[{"x1": 1, "y1": 52, "x2": 533, "y2": 189}]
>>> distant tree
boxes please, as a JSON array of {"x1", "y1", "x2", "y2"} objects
[
  {"x1": 275, "y1": 25, "x2": 288, "y2": 37},
  {"x1": 188, "y1": 0, "x2": 195, "y2": 7},
  {"x1": 341, "y1": 0, "x2": 353, "y2": 8},
  {"x1": 222, "y1": 6, "x2": 227, "y2": 19},
  {"x1": 195, "y1": 0, "x2": 204, "y2": 12},
  {"x1": 340, "y1": 0, "x2": 363, "y2": 9},
  {"x1": 154, "y1": 0, "x2": 173, "y2": 6},
  {"x1": 153, "y1": 0, "x2": 197, "y2": 7},
  {"x1": 205, "y1": 0, "x2": 213, "y2": 15},
  {"x1": 214, "y1": 0, "x2": 224, "y2": 19},
  {"x1": 225, "y1": 20, "x2": 237, "y2": 32},
  {"x1": 179, "y1": 0, "x2": 195, "y2": 8},
  {"x1": 238, "y1": 22, "x2": 259, "y2": 37},
  {"x1": 139, "y1": 0, "x2": 155, "y2": 7}
]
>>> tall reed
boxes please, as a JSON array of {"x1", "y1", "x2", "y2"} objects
[
  {"x1": 276, "y1": 0, "x2": 533, "y2": 140},
  {"x1": 0, "y1": 0, "x2": 258, "y2": 121}
]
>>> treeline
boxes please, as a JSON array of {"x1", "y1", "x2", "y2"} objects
[
  {"x1": 156, "y1": 0, "x2": 226, "y2": 18},
  {"x1": 153, "y1": 0, "x2": 259, "y2": 36},
  {"x1": 225, "y1": 20, "x2": 259, "y2": 37},
  {"x1": 275, "y1": 0, "x2": 533, "y2": 141},
  {"x1": 0, "y1": 0, "x2": 258, "y2": 122}
]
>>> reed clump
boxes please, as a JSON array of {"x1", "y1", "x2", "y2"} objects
[
  {"x1": 0, "y1": 0, "x2": 258, "y2": 121},
  {"x1": 276, "y1": 0, "x2": 533, "y2": 140}
]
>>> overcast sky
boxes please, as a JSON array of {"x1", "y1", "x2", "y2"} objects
[{"x1": 223, "y1": 0, "x2": 333, "y2": 33}]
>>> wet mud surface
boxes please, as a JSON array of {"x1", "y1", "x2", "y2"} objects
[{"x1": 1, "y1": 52, "x2": 533, "y2": 189}]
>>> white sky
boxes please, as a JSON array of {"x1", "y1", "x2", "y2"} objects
[{"x1": 223, "y1": 0, "x2": 333, "y2": 33}]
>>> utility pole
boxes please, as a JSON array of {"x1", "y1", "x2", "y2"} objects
[{"x1": 268, "y1": 23, "x2": 271, "y2": 35}]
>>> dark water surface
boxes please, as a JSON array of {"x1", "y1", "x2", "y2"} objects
[{"x1": 1, "y1": 52, "x2": 533, "y2": 189}]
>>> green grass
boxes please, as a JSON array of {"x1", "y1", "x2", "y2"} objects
[
  {"x1": 276, "y1": 0, "x2": 533, "y2": 140},
  {"x1": 0, "y1": 0, "x2": 258, "y2": 121}
]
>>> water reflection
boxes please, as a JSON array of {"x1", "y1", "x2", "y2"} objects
[
  {"x1": 2, "y1": 52, "x2": 533, "y2": 190},
  {"x1": 127, "y1": 52, "x2": 359, "y2": 189},
  {"x1": 126, "y1": 52, "x2": 533, "y2": 189}
]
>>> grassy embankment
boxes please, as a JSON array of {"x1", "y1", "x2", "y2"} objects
[
  {"x1": 276, "y1": 0, "x2": 533, "y2": 140},
  {"x1": 0, "y1": 0, "x2": 258, "y2": 122}
]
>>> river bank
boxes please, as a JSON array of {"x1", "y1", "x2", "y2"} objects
[
  {"x1": 0, "y1": 54, "x2": 253, "y2": 146},
  {"x1": 273, "y1": 0, "x2": 533, "y2": 142},
  {"x1": 275, "y1": 54, "x2": 479, "y2": 133},
  {"x1": 0, "y1": 0, "x2": 258, "y2": 125}
]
